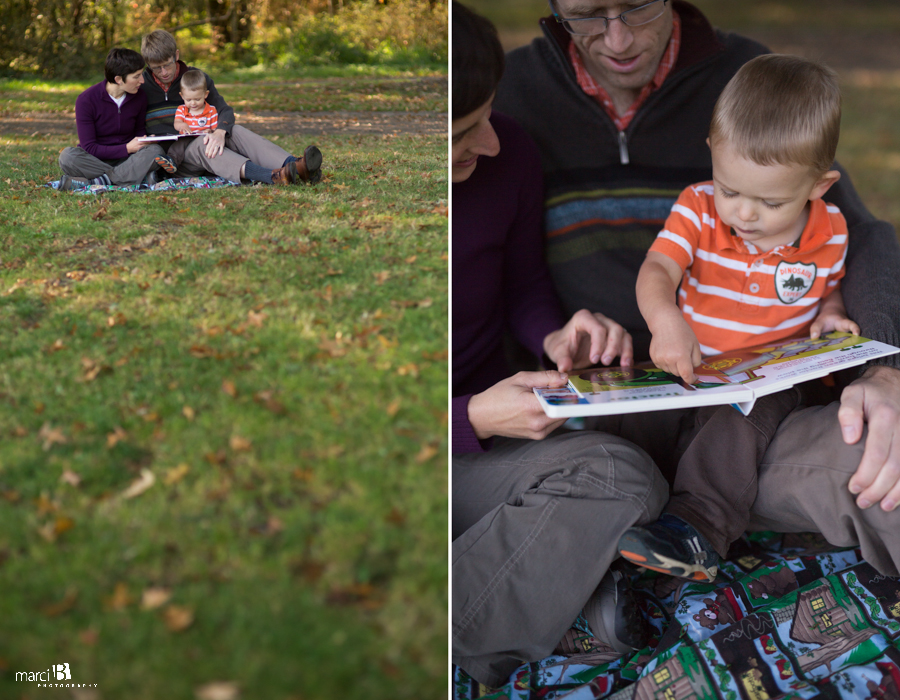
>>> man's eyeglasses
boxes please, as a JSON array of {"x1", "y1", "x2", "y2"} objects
[
  {"x1": 550, "y1": 0, "x2": 668, "y2": 36},
  {"x1": 148, "y1": 59, "x2": 176, "y2": 75}
]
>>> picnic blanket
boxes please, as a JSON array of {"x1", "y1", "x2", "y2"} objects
[
  {"x1": 453, "y1": 533, "x2": 900, "y2": 700},
  {"x1": 47, "y1": 176, "x2": 240, "y2": 194}
]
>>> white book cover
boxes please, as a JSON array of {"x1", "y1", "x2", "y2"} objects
[{"x1": 534, "y1": 332, "x2": 900, "y2": 418}]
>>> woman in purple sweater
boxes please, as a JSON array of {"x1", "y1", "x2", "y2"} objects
[
  {"x1": 56, "y1": 48, "x2": 166, "y2": 190},
  {"x1": 451, "y1": 2, "x2": 668, "y2": 689}
]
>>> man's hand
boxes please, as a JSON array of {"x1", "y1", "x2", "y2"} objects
[
  {"x1": 647, "y1": 312, "x2": 702, "y2": 384},
  {"x1": 543, "y1": 309, "x2": 633, "y2": 373},
  {"x1": 126, "y1": 137, "x2": 147, "y2": 154},
  {"x1": 840, "y1": 365, "x2": 900, "y2": 511},
  {"x1": 203, "y1": 129, "x2": 227, "y2": 158},
  {"x1": 468, "y1": 371, "x2": 569, "y2": 441}
]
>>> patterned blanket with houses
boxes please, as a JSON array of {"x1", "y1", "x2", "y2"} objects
[{"x1": 454, "y1": 533, "x2": 900, "y2": 700}]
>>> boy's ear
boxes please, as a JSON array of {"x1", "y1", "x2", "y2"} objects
[{"x1": 809, "y1": 169, "x2": 841, "y2": 201}]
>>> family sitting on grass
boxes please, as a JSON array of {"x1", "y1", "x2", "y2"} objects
[
  {"x1": 56, "y1": 30, "x2": 322, "y2": 191},
  {"x1": 451, "y1": 0, "x2": 900, "y2": 689}
]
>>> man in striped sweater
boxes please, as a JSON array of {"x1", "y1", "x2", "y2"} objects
[
  {"x1": 495, "y1": 0, "x2": 900, "y2": 576},
  {"x1": 618, "y1": 55, "x2": 859, "y2": 582},
  {"x1": 140, "y1": 30, "x2": 322, "y2": 186}
]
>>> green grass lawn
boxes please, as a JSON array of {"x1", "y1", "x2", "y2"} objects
[
  {"x1": 1, "y1": 71, "x2": 447, "y2": 116},
  {"x1": 0, "y1": 75, "x2": 448, "y2": 699}
]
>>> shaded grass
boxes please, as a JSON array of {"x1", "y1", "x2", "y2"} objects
[
  {"x1": 0, "y1": 72, "x2": 448, "y2": 116},
  {"x1": 0, "y1": 130, "x2": 448, "y2": 698}
]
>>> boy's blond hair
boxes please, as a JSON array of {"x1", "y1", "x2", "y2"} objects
[
  {"x1": 180, "y1": 69, "x2": 207, "y2": 93},
  {"x1": 709, "y1": 54, "x2": 841, "y2": 175},
  {"x1": 141, "y1": 30, "x2": 178, "y2": 64}
]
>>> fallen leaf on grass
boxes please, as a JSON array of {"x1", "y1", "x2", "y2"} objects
[
  {"x1": 222, "y1": 379, "x2": 237, "y2": 398},
  {"x1": 47, "y1": 338, "x2": 66, "y2": 353},
  {"x1": 121, "y1": 469, "x2": 155, "y2": 499},
  {"x1": 106, "y1": 582, "x2": 132, "y2": 611},
  {"x1": 106, "y1": 426, "x2": 128, "y2": 448},
  {"x1": 81, "y1": 357, "x2": 112, "y2": 382},
  {"x1": 195, "y1": 681, "x2": 240, "y2": 700},
  {"x1": 60, "y1": 469, "x2": 81, "y2": 487},
  {"x1": 11, "y1": 426, "x2": 27, "y2": 437},
  {"x1": 229, "y1": 435, "x2": 252, "y2": 452},
  {"x1": 374, "y1": 270, "x2": 391, "y2": 284},
  {"x1": 205, "y1": 450, "x2": 228, "y2": 466},
  {"x1": 164, "y1": 464, "x2": 190, "y2": 485},
  {"x1": 141, "y1": 587, "x2": 172, "y2": 610},
  {"x1": 253, "y1": 390, "x2": 286, "y2": 415},
  {"x1": 107, "y1": 312, "x2": 127, "y2": 327},
  {"x1": 163, "y1": 604, "x2": 194, "y2": 631},
  {"x1": 415, "y1": 444, "x2": 439, "y2": 463},
  {"x1": 405, "y1": 255, "x2": 417, "y2": 264},
  {"x1": 92, "y1": 205, "x2": 108, "y2": 221},
  {"x1": 41, "y1": 588, "x2": 78, "y2": 617},
  {"x1": 247, "y1": 310, "x2": 267, "y2": 328},
  {"x1": 54, "y1": 516, "x2": 75, "y2": 535},
  {"x1": 386, "y1": 399, "x2": 401, "y2": 417},
  {"x1": 79, "y1": 627, "x2": 99, "y2": 645},
  {"x1": 397, "y1": 363, "x2": 419, "y2": 377},
  {"x1": 38, "y1": 423, "x2": 67, "y2": 451}
]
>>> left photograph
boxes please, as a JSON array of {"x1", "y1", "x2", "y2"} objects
[{"x1": 0, "y1": 0, "x2": 448, "y2": 697}]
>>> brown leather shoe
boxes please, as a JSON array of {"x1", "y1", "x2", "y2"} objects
[
  {"x1": 271, "y1": 161, "x2": 298, "y2": 185},
  {"x1": 296, "y1": 145, "x2": 323, "y2": 184}
]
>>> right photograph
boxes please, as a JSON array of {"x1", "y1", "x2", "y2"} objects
[{"x1": 450, "y1": 1, "x2": 900, "y2": 698}]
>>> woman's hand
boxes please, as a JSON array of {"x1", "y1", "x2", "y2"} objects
[
  {"x1": 126, "y1": 137, "x2": 147, "y2": 154},
  {"x1": 468, "y1": 371, "x2": 569, "y2": 441},
  {"x1": 543, "y1": 309, "x2": 633, "y2": 373}
]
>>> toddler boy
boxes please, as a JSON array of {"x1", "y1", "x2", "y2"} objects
[
  {"x1": 153, "y1": 69, "x2": 218, "y2": 174},
  {"x1": 617, "y1": 54, "x2": 859, "y2": 581}
]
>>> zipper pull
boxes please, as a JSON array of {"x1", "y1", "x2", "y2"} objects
[{"x1": 618, "y1": 131, "x2": 629, "y2": 165}]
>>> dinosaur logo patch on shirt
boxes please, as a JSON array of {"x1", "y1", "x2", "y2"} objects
[{"x1": 774, "y1": 260, "x2": 817, "y2": 304}]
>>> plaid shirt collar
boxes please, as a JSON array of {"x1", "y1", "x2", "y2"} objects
[{"x1": 568, "y1": 10, "x2": 681, "y2": 131}]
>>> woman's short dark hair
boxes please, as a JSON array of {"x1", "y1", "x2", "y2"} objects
[
  {"x1": 105, "y1": 48, "x2": 145, "y2": 84},
  {"x1": 452, "y1": 2, "x2": 505, "y2": 120}
]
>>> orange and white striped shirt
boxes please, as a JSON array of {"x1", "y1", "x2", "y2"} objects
[
  {"x1": 648, "y1": 182, "x2": 849, "y2": 355},
  {"x1": 174, "y1": 102, "x2": 218, "y2": 132}
]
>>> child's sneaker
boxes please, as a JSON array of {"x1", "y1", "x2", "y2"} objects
[
  {"x1": 617, "y1": 513, "x2": 719, "y2": 582},
  {"x1": 154, "y1": 154, "x2": 177, "y2": 174}
]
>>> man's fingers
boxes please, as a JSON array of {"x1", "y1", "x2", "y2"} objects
[
  {"x1": 851, "y1": 403, "x2": 899, "y2": 506},
  {"x1": 838, "y1": 385, "x2": 865, "y2": 447}
]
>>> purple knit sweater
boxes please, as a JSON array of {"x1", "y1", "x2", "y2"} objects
[
  {"x1": 452, "y1": 112, "x2": 566, "y2": 453},
  {"x1": 75, "y1": 81, "x2": 148, "y2": 161}
]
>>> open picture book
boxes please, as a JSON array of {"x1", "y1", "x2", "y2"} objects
[
  {"x1": 534, "y1": 332, "x2": 900, "y2": 418},
  {"x1": 137, "y1": 133, "x2": 203, "y2": 142}
]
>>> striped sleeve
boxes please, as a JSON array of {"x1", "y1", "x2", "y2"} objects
[{"x1": 648, "y1": 185, "x2": 710, "y2": 270}]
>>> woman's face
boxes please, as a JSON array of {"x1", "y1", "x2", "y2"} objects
[
  {"x1": 117, "y1": 70, "x2": 145, "y2": 94},
  {"x1": 451, "y1": 95, "x2": 500, "y2": 183}
]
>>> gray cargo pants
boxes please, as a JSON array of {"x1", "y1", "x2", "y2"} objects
[
  {"x1": 452, "y1": 431, "x2": 668, "y2": 687},
  {"x1": 59, "y1": 144, "x2": 165, "y2": 185}
]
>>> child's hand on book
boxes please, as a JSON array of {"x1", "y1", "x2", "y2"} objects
[
  {"x1": 648, "y1": 315, "x2": 702, "y2": 384},
  {"x1": 810, "y1": 312, "x2": 860, "y2": 340}
]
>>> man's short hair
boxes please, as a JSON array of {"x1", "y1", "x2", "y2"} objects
[
  {"x1": 180, "y1": 70, "x2": 207, "y2": 93},
  {"x1": 709, "y1": 54, "x2": 841, "y2": 175},
  {"x1": 141, "y1": 29, "x2": 179, "y2": 65},
  {"x1": 452, "y1": 1, "x2": 504, "y2": 120},
  {"x1": 105, "y1": 48, "x2": 145, "y2": 84}
]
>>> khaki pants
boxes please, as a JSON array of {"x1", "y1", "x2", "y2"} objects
[{"x1": 174, "y1": 124, "x2": 291, "y2": 183}]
